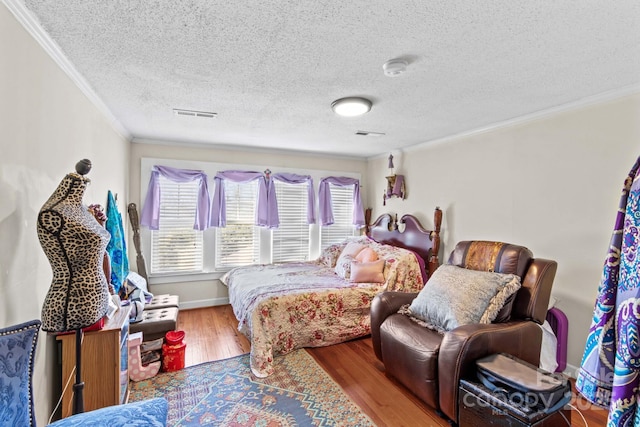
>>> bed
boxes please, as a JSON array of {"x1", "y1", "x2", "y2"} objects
[{"x1": 222, "y1": 207, "x2": 443, "y2": 377}]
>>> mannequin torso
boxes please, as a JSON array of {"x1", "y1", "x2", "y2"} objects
[{"x1": 37, "y1": 173, "x2": 111, "y2": 332}]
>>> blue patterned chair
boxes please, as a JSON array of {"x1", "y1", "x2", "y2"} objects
[{"x1": 0, "y1": 319, "x2": 167, "y2": 427}]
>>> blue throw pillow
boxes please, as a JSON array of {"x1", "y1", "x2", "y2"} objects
[{"x1": 0, "y1": 319, "x2": 41, "y2": 427}]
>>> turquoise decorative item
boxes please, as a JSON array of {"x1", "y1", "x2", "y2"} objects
[{"x1": 106, "y1": 190, "x2": 129, "y2": 293}]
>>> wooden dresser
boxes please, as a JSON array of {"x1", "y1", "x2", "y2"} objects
[{"x1": 57, "y1": 305, "x2": 131, "y2": 418}]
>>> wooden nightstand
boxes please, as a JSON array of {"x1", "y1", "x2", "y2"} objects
[{"x1": 57, "y1": 305, "x2": 131, "y2": 418}]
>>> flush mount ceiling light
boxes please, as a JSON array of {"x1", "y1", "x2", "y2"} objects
[
  {"x1": 331, "y1": 97, "x2": 372, "y2": 117},
  {"x1": 383, "y1": 58, "x2": 408, "y2": 77}
]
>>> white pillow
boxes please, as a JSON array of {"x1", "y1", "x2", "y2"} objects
[
  {"x1": 334, "y1": 243, "x2": 366, "y2": 279},
  {"x1": 405, "y1": 264, "x2": 521, "y2": 333}
]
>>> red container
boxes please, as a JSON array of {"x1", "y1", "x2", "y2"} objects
[
  {"x1": 165, "y1": 330, "x2": 185, "y2": 346},
  {"x1": 162, "y1": 342, "x2": 186, "y2": 372}
]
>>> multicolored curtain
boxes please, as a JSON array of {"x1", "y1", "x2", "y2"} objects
[{"x1": 576, "y1": 155, "x2": 640, "y2": 426}]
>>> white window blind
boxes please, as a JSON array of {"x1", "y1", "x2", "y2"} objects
[
  {"x1": 215, "y1": 180, "x2": 260, "y2": 269},
  {"x1": 272, "y1": 181, "x2": 310, "y2": 262},
  {"x1": 320, "y1": 184, "x2": 356, "y2": 250},
  {"x1": 150, "y1": 176, "x2": 203, "y2": 274}
]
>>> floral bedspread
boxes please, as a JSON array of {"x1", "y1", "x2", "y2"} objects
[{"x1": 222, "y1": 237, "x2": 425, "y2": 377}]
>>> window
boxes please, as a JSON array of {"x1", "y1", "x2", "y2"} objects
[
  {"x1": 150, "y1": 176, "x2": 203, "y2": 274},
  {"x1": 141, "y1": 157, "x2": 362, "y2": 282},
  {"x1": 272, "y1": 180, "x2": 310, "y2": 262},
  {"x1": 320, "y1": 184, "x2": 356, "y2": 250},
  {"x1": 214, "y1": 180, "x2": 260, "y2": 269}
]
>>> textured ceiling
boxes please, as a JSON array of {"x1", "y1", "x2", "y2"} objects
[{"x1": 16, "y1": 0, "x2": 640, "y2": 157}]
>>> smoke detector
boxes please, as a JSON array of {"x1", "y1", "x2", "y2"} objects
[{"x1": 382, "y1": 58, "x2": 408, "y2": 77}]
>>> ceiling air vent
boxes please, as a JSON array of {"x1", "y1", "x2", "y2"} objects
[
  {"x1": 173, "y1": 108, "x2": 217, "y2": 118},
  {"x1": 355, "y1": 130, "x2": 385, "y2": 137}
]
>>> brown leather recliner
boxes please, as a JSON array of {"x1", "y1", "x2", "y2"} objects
[{"x1": 370, "y1": 241, "x2": 557, "y2": 423}]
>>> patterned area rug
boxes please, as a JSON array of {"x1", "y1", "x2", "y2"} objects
[{"x1": 129, "y1": 349, "x2": 374, "y2": 426}]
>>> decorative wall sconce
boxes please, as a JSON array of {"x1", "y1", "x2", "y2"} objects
[{"x1": 383, "y1": 154, "x2": 406, "y2": 205}]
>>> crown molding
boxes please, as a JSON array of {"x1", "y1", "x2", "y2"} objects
[
  {"x1": 403, "y1": 84, "x2": 640, "y2": 154},
  {"x1": 132, "y1": 137, "x2": 367, "y2": 161},
  {"x1": 3, "y1": 0, "x2": 131, "y2": 141}
]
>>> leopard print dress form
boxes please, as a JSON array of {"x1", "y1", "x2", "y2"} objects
[{"x1": 37, "y1": 173, "x2": 111, "y2": 332}]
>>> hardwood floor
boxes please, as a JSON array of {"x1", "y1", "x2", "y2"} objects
[
  {"x1": 178, "y1": 304, "x2": 251, "y2": 365},
  {"x1": 177, "y1": 306, "x2": 607, "y2": 426}
]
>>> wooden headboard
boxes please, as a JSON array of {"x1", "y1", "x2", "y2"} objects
[{"x1": 367, "y1": 207, "x2": 442, "y2": 278}]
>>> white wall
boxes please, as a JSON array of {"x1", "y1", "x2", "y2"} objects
[
  {"x1": 3, "y1": 0, "x2": 639, "y2": 413},
  {"x1": 0, "y1": 4, "x2": 130, "y2": 423},
  {"x1": 366, "y1": 93, "x2": 640, "y2": 372},
  {"x1": 129, "y1": 141, "x2": 367, "y2": 307}
]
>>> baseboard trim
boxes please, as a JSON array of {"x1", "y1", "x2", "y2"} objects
[
  {"x1": 564, "y1": 362, "x2": 579, "y2": 379},
  {"x1": 180, "y1": 297, "x2": 229, "y2": 310}
]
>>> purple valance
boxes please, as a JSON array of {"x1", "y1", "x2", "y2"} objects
[
  {"x1": 318, "y1": 176, "x2": 365, "y2": 227},
  {"x1": 209, "y1": 170, "x2": 278, "y2": 228},
  {"x1": 272, "y1": 173, "x2": 316, "y2": 224},
  {"x1": 140, "y1": 165, "x2": 210, "y2": 230}
]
